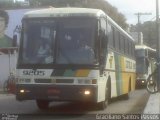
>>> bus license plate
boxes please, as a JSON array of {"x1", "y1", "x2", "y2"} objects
[{"x1": 47, "y1": 89, "x2": 60, "y2": 94}]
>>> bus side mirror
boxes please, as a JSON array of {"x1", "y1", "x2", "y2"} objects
[
  {"x1": 99, "y1": 31, "x2": 108, "y2": 76},
  {"x1": 13, "y1": 34, "x2": 18, "y2": 47}
]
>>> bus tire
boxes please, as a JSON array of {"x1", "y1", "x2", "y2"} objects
[
  {"x1": 98, "y1": 78, "x2": 111, "y2": 110},
  {"x1": 36, "y1": 100, "x2": 49, "y2": 110}
]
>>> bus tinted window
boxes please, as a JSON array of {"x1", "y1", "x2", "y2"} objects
[
  {"x1": 129, "y1": 42, "x2": 132, "y2": 56},
  {"x1": 114, "y1": 30, "x2": 120, "y2": 50},
  {"x1": 120, "y1": 34, "x2": 125, "y2": 53},
  {"x1": 125, "y1": 38, "x2": 128, "y2": 54},
  {"x1": 108, "y1": 24, "x2": 114, "y2": 48}
]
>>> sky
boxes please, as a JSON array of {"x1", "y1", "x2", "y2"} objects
[{"x1": 106, "y1": 0, "x2": 157, "y2": 25}]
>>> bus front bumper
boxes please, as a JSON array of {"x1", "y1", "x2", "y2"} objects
[{"x1": 16, "y1": 84, "x2": 97, "y2": 102}]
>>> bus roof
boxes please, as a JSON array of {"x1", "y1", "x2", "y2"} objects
[
  {"x1": 135, "y1": 44, "x2": 156, "y2": 52},
  {"x1": 107, "y1": 16, "x2": 134, "y2": 42},
  {"x1": 23, "y1": 7, "x2": 106, "y2": 18}
]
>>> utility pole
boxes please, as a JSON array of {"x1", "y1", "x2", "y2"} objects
[
  {"x1": 134, "y1": 12, "x2": 152, "y2": 44},
  {"x1": 156, "y1": 0, "x2": 160, "y2": 91}
]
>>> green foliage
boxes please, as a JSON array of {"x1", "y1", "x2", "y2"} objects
[
  {"x1": 141, "y1": 21, "x2": 156, "y2": 47},
  {"x1": 130, "y1": 21, "x2": 157, "y2": 47}
]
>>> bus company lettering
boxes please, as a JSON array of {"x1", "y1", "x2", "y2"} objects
[{"x1": 23, "y1": 70, "x2": 45, "y2": 76}]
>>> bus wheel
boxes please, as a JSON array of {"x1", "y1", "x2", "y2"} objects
[
  {"x1": 98, "y1": 80, "x2": 111, "y2": 110},
  {"x1": 36, "y1": 100, "x2": 49, "y2": 110}
]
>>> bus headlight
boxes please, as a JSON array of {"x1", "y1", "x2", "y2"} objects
[
  {"x1": 20, "y1": 89, "x2": 25, "y2": 93},
  {"x1": 19, "y1": 89, "x2": 30, "y2": 93},
  {"x1": 84, "y1": 90, "x2": 91, "y2": 95}
]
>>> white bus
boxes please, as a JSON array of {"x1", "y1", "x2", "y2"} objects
[
  {"x1": 15, "y1": 8, "x2": 136, "y2": 110},
  {"x1": 135, "y1": 44, "x2": 156, "y2": 88}
]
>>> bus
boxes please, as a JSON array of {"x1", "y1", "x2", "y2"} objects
[
  {"x1": 135, "y1": 44, "x2": 156, "y2": 88},
  {"x1": 15, "y1": 8, "x2": 136, "y2": 110}
]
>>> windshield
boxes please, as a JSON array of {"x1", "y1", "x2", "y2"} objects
[
  {"x1": 135, "y1": 49, "x2": 147, "y2": 57},
  {"x1": 136, "y1": 58, "x2": 148, "y2": 74},
  {"x1": 21, "y1": 19, "x2": 55, "y2": 64},
  {"x1": 19, "y1": 18, "x2": 97, "y2": 66},
  {"x1": 57, "y1": 19, "x2": 96, "y2": 64}
]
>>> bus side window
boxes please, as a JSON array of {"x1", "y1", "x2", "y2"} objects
[
  {"x1": 114, "y1": 30, "x2": 120, "y2": 50},
  {"x1": 107, "y1": 23, "x2": 114, "y2": 48},
  {"x1": 99, "y1": 17, "x2": 108, "y2": 74},
  {"x1": 120, "y1": 34, "x2": 125, "y2": 53},
  {"x1": 100, "y1": 18, "x2": 108, "y2": 49}
]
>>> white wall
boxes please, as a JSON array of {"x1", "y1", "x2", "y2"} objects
[
  {"x1": 0, "y1": 53, "x2": 17, "y2": 88},
  {"x1": 5, "y1": 9, "x2": 37, "y2": 39}
]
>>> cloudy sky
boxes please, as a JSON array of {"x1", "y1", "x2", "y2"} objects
[{"x1": 107, "y1": 0, "x2": 157, "y2": 25}]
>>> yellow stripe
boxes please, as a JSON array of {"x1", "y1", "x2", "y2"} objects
[
  {"x1": 122, "y1": 72, "x2": 136, "y2": 94},
  {"x1": 120, "y1": 56, "x2": 126, "y2": 94},
  {"x1": 122, "y1": 73, "x2": 128, "y2": 94},
  {"x1": 75, "y1": 69, "x2": 90, "y2": 77}
]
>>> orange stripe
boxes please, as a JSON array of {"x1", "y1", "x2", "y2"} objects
[{"x1": 75, "y1": 69, "x2": 90, "y2": 77}]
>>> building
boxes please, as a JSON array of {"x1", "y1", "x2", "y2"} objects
[
  {"x1": 5, "y1": 9, "x2": 36, "y2": 41},
  {"x1": 0, "y1": 8, "x2": 45, "y2": 89}
]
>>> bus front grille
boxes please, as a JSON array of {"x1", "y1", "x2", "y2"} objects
[
  {"x1": 35, "y1": 79, "x2": 51, "y2": 83},
  {"x1": 34, "y1": 79, "x2": 74, "y2": 83},
  {"x1": 56, "y1": 79, "x2": 74, "y2": 83}
]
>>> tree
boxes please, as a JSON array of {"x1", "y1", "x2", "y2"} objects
[
  {"x1": 142, "y1": 21, "x2": 156, "y2": 47},
  {"x1": 85, "y1": 0, "x2": 128, "y2": 29},
  {"x1": 130, "y1": 21, "x2": 157, "y2": 47}
]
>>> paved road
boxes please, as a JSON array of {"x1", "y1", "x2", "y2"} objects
[{"x1": 0, "y1": 89, "x2": 149, "y2": 120}]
